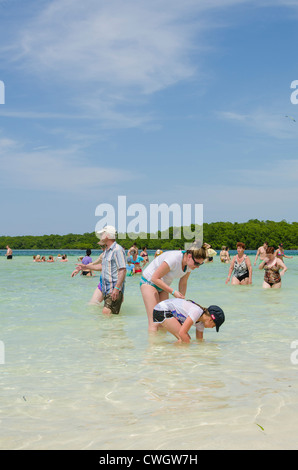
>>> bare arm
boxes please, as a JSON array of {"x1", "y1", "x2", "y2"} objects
[
  {"x1": 77, "y1": 262, "x2": 102, "y2": 272},
  {"x1": 86, "y1": 255, "x2": 104, "y2": 267},
  {"x1": 277, "y1": 259, "x2": 288, "y2": 276},
  {"x1": 226, "y1": 257, "x2": 235, "y2": 284},
  {"x1": 178, "y1": 272, "x2": 191, "y2": 296},
  {"x1": 151, "y1": 262, "x2": 185, "y2": 298},
  {"x1": 259, "y1": 258, "x2": 269, "y2": 270},
  {"x1": 71, "y1": 255, "x2": 103, "y2": 277},
  {"x1": 254, "y1": 248, "x2": 260, "y2": 265},
  {"x1": 246, "y1": 257, "x2": 253, "y2": 284},
  {"x1": 178, "y1": 317, "x2": 193, "y2": 343},
  {"x1": 111, "y1": 267, "x2": 126, "y2": 301},
  {"x1": 116, "y1": 267, "x2": 126, "y2": 288},
  {"x1": 196, "y1": 329, "x2": 204, "y2": 341}
]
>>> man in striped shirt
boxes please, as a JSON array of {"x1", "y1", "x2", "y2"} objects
[{"x1": 98, "y1": 226, "x2": 126, "y2": 315}]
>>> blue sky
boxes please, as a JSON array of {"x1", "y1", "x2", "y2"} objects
[{"x1": 0, "y1": 0, "x2": 298, "y2": 236}]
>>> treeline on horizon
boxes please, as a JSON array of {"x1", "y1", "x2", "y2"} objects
[{"x1": 1, "y1": 220, "x2": 298, "y2": 251}]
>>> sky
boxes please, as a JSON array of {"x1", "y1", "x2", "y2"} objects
[{"x1": 0, "y1": 0, "x2": 298, "y2": 236}]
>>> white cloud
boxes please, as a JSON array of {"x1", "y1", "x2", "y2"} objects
[
  {"x1": 15, "y1": 0, "x2": 200, "y2": 94},
  {"x1": 9, "y1": 0, "x2": 268, "y2": 94},
  {"x1": 0, "y1": 137, "x2": 136, "y2": 193},
  {"x1": 229, "y1": 159, "x2": 298, "y2": 183},
  {"x1": 0, "y1": 0, "x2": 214, "y2": 129},
  {"x1": 3, "y1": 0, "x2": 298, "y2": 130},
  {"x1": 0, "y1": 110, "x2": 86, "y2": 120},
  {"x1": 218, "y1": 110, "x2": 298, "y2": 139},
  {"x1": 164, "y1": 181, "x2": 298, "y2": 222}
]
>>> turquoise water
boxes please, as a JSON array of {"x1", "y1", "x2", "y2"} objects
[{"x1": 0, "y1": 252, "x2": 298, "y2": 450}]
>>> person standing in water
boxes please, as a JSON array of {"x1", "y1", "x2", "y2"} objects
[
  {"x1": 275, "y1": 243, "x2": 293, "y2": 262},
  {"x1": 127, "y1": 249, "x2": 146, "y2": 274},
  {"x1": 220, "y1": 246, "x2": 230, "y2": 264},
  {"x1": 226, "y1": 242, "x2": 252, "y2": 285},
  {"x1": 254, "y1": 242, "x2": 268, "y2": 265},
  {"x1": 81, "y1": 249, "x2": 93, "y2": 276},
  {"x1": 140, "y1": 245, "x2": 207, "y2": 333},
  {"x1": 74, "y1": 227, "x2": 126, "y2": 315},
  {"x1": 140, "y1": 247, "x2": 149, "y2": 265},
  {"x1": 259, "y1": 246, "x2": 287, "y2": 289},
  {"x1": 205, "y1": 244, "x2": 217, "y2": 263},
  {"x1": 6, "y1": 245, "x2": 13, "y2": 260}
]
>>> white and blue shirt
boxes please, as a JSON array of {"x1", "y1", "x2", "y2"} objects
[
  {"x1": 101, "y1": 242, "x2": 126, "y2": 295},
  {"x1": 154, "y1": 298, "x2": 205, "y2": 332}
]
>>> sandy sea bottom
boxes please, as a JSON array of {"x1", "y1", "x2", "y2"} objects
[{"x1": 0, "y1": 254, "x2": 298, "y2": 450}]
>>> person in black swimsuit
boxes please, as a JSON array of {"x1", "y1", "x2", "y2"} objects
[
  {"x1": 225, "y1": 242, "x2": 252, "y2": 285},
  {"x1": 140, "y1": 246, "x2": 149, "y2": 265},
  {"x1": 6, "y1": 245, "x2": 13, "y2": 260}
]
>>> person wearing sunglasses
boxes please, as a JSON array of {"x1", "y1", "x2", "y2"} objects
[{"x1": 140, "y1": 246, "x2": 207, "y2": 333}]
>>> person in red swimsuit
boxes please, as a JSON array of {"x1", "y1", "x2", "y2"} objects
[{"x1": 127, "y1": 249, "x2": 146, "y2": 274}]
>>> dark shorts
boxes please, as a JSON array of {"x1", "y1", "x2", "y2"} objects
[
  {"x1": 104, "y1": 291, "x2": 124, "y2": 315},
  {"x1": 7, "y1": 255, "x2": 13, "y2": 260},
  {"x1": 153, "y1": 309, "x2": 175, "y2": 323}
]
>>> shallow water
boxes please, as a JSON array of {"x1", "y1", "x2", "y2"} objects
[{"x1": 0, "y1": 253, "x2": 298, "y2": 450}]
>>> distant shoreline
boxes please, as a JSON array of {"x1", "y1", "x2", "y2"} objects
[
  {"x1": 0, "y1": 248, "x2": 298, "y2": 253},
  {"x1": 1, "y1": 219, "x2": 298, "y2": 250},
  {"x1": 1, "y1": 249, "x2": 298, "y2": 258}
]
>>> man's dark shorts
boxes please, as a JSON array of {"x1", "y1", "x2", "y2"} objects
[{"x1": 103, "y1": 291, "x2": 124, "y2": 315}]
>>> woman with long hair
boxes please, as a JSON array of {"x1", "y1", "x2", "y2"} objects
[{"x1": 140, "y1": 245, "x2": 207, "y2": 333}]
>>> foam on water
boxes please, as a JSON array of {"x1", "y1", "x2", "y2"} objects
[{"x1": 0, "y1": 254, "x2": 298, "y2": 449}]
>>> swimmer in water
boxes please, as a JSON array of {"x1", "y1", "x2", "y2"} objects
[
  {"x1": 126, "y1": 259, "x2": 135, "y2": 276},
  {"x1": 153, "y1": 298, "x2": 225, "y2": 343},
  {"x1": 6, "y1": 245, "x2": 13, "y2": 260},
  {"x1": 226, "y1": 242, "x2": 252, "y2": 285},
  {"x1": 126, "y1": 249, "x2": 146, "y2": 274},
  {"x1": 140, "y1": 247, "x2": 149, "y2": 265},
  {"x1": 154, "y1": 249, "x2": 163, "y2": 258},
  {"x1": 81, "y1": 249, "x2": 93, "y2": 276},
  {"x1": 254, "y1": 242, "x2": 268, "y2": 265},
  {"x1": 259, "y1": 246, "x2": 287, "y2": 289},
  {"x1": 274, "y1": 243, "x2": 293, "y2": 262},
  {"x1": 220, "y1": 246, "x2": 230, "y2": 264}
]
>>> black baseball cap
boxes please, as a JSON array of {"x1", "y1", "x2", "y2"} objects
[{"x1": 207, "y1": 305, "x2": 225, "y2": 332}]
